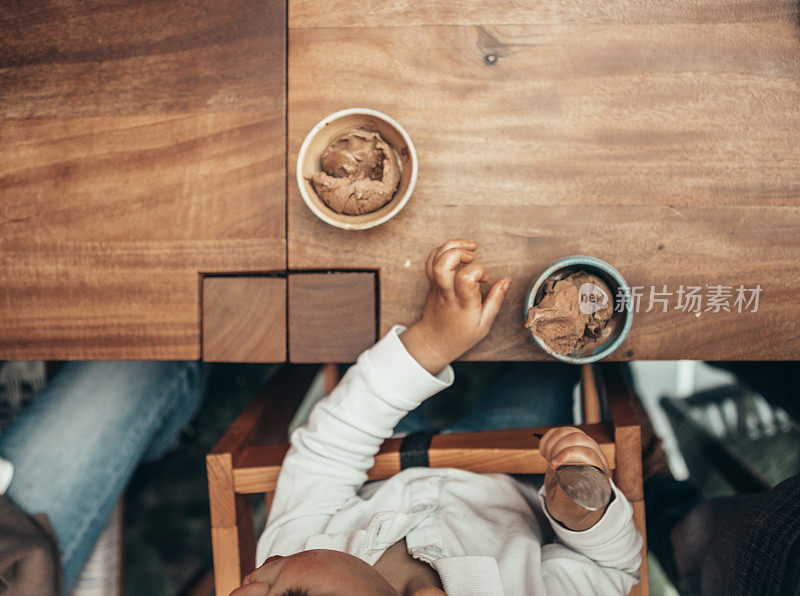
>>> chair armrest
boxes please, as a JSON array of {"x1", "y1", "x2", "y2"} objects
[
  {"x1": 229, "y1": 424, "x2": 616, "y2": 494},
  {"x1": 405, "y1": 424, "x2": 615, "y2": 477}
]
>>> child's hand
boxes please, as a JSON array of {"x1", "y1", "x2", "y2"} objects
[
  {"x1": 400, "y1": 239, "x2": 511, "y2": 375},
  {"x1": 539, "y1": 426, "x2": 612, "y2": 531}
]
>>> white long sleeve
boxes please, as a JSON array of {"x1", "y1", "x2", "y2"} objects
[
  {"x1": 258, "y1": 325, "x2": 452, "y2": 557},
  {"x1": 255, "y1": 326, "x2": 642, "y2": 595}
]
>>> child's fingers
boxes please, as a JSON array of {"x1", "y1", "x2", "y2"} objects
[
  {"x1": 549, "y1": 445, "x2": 608, "y2": 473},
  {"x1": 479, "y1": 278, "x2": 511, "y2": 330},
  {"x1": 425, "y1": 248, "x2": 436, "y2": 282},
  {"x1": 426, "y1": 240, "x2": 477, "y2": 282},
  {"x1": 454, "y1": 263, "x2": 488, "y2": 305},
  {"x1": 539, "y1": 426, "x2": 581, "y2": 461},
  {"x1": 542, "y1": 428, "x2": 609, "y2": 471},
  {"x1": 548, "y1": 432, "x2": 609, "y2": 471},
  {"x1": 548, "y1": 431, "x2": 597, "y2": 458},
  {"x1": 425, "y1": 246, "x2": 442, "y2": 282},
  {"x1": 434, "y1": 239, "x2": 478, "y2": 262},
  {"x1": 432, "y1": 248, "x2": 475, "y2": 292}
]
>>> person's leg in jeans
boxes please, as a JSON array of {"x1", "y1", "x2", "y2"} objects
[
  {"x1": 394, "y1": 362, "x2": 578, "y2": 436},
  {"x1": 0, "y1": 361, "x2": 208, "y2": 592},
  {"x1": 392, "y1": 401, "x2": 438, "y2": 436},
  {"x1": 445, "y1": 362, "x2": 578, "y2": 433}
]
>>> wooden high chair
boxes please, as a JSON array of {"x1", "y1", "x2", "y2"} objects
[{"x1": 207, "y1": 363, "x2": 648, "y2": 595}]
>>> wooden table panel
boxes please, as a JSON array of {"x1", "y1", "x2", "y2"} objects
[
  {"x1": 288, "y1": 272, "x2": 377, "y2": 362},
  {"x1": 290, "y1": 0, "x2": 799, "y2": 28},
  {"x1": 0, "y1": 0, "x2": 286, "y2": 360},
  {"x1": 0, "y1": 112, "x2": 285, "y2": 245},
  {"x1": 0, "y1": 0, "x2": 284, "y2": 118},
  {"x1": 288, "y1": 3, "x2": 800, "y2": 360},
  {"x1": 203, "y1": 277, "x2": 286, "y2": 363}
]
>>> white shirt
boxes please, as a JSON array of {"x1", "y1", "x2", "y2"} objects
[{"x1": 256, "y1": 326, "x2": 642, "y2": 595}]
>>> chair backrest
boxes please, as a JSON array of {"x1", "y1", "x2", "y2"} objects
[{"x1": 208, "y1": 363, "x2": 648, "y2": 596}]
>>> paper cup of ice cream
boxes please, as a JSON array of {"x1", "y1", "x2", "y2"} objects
[
  {"x1": 523, "y1": 256, "x2": 633, "y2": 364},
  {"x1": 296, "y1": 108, "x2": 418, "y2": 230}
]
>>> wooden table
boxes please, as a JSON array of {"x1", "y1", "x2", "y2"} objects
[
  {"x1": 2, "y1": 1, "x2": 799, "y2": 362},
  {"x1": 0, "y1": 0, "x2": 286, "y2": 360},
  {"x1": 287, "y1": 0, "x2": 800, "y2": 361}
]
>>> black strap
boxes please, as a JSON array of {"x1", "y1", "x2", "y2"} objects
[{"x1": 399, "y1": 431, "x2": 435, "y2": 470}]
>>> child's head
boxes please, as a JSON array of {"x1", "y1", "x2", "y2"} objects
[{"x1": 231, "y1": 549, "x2": 445, "y2": 596}]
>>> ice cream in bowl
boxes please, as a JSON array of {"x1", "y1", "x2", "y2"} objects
[
  {"x1": 296, "y1": 108, "x2": 418, "y2": 230},
  {"x1": 523, "y1": 256, "x2": 633, "y2": 364}
]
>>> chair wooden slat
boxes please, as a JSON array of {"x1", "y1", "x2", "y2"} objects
[
  {"x1": 207, "y1": 364, "x2": 318, "y2": 595},
  {"x1": 232, "y1": 424, "x2": 615, "y2": 494},
  {"x1": 599, "y1": 363, "x2": 648, "y2": 596}
]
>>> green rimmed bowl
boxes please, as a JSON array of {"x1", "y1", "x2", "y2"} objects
[{"x1": 523, "y1": 256, "x2": 633, "y2": 364}]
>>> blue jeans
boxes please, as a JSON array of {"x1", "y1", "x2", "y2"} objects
[
  {"x1": 394, "y1": 362, "x2": 578, "y2": 435},
  {"x1": 0, "y1": 361, "x2": 208, "y2": 593}
]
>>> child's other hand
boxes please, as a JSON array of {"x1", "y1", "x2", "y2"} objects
[
  {"x1": 400, "y1": 239, "x2": 511, "y2": 375},
  {"x1": 539, "y1": 426, "x2": 612, "y2": 531}
]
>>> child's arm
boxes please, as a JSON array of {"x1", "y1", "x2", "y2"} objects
[
  {"x1": 538, "y1": 427, "x2": 643, "y2": 594},
  {"x1": 257, "y1": 240, "x2": 510, "y2": 559}
]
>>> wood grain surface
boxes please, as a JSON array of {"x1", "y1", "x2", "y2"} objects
[
  {"x1": 287, "y1": 0, "x2": 800, "y2": 360},
  {"x1": 288, "y1": 272, "x2": 377, "y2": 362},
  {"x1": 202, "y1": 277, "x2": 286, "y2": 362},
  {"x1": 0, "y1": 0, "x2": 286, "y2": 359},
  {"x1": 290, "y1": 0, "x2": 800, "y2": 28},
  {"x1": 0, "y1": 0, "x2": 284, "y2": 118}
]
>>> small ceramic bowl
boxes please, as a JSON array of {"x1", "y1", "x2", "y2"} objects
[
  {"x1": 523, "y1": 256, "x2": 633, "y2": 364},
  {"x1": 296, "y1": 108, "x2": 418, "y2": 230}
]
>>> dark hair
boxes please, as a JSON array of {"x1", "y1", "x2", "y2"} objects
[{"x1": 279, "y1": 590, "x2": 309, "y2": 596}]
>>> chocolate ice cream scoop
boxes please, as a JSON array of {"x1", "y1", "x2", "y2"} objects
[
  {"x1": 311, "y1": 129, "x2": 401, "y2": 216},
  {"x1": 526, "y1": 271, "x2": 614, "y2": 356}
]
